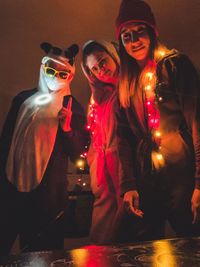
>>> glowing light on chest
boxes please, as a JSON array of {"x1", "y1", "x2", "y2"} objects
[
  {"x1": 76, "y1": 98, "x2": 97, "y2": 171},
  {"x1": 87, "y1": 98, "x2": 97, "y2": 136},
  {"x1": 143, "y1": 70, "x2": 164, "y2": 168},
  {"x1": 34, "y1": 94, "x2": 52, "y2": 105},
  {"x1": 75, "y1": 100, "x2": 95, "y2": 174}
]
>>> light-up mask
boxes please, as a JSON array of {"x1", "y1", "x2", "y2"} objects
[
  {"x1": 35, "y1": 42, "x2": 79, "y2": 105},
  {"x1": 41, "y1": 56, "x2": 75, "y2": 91}
]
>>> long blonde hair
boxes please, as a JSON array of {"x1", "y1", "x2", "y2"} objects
[{"x1": 118, "y1": 26, "x2": 170, "y2": 108}]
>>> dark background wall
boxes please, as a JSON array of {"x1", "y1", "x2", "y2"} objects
[{"x1": 0, "y1": 0, "x2": 200, "y2": 132}]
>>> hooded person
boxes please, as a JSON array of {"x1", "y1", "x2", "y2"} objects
[
  {"x1": 81, "y1": 40, "x2": 123, "y2": 244},
  {"x1": 113, "y1": 0, "x2": 200, "y2": 243},
  {"x1": 0, "y1": 42, "x2": 89, "y2": 259}
]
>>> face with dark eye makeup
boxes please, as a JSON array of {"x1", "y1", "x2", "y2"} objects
[{"x1": 121, "y1": 22, "x2": 151, "y2": 67}]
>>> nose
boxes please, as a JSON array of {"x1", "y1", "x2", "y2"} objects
[
  {"x1": 131, "y1": 32, "x2": 139, "y2": 43},
  {"x1": 97, "y1": 65, "x2": 106, "y2": 76}
]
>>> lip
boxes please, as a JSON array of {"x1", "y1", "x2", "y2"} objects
[{"x1": 131, "y1": 45, "x2": 145, "y2": 52}]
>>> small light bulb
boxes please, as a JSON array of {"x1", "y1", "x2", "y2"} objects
[
  {"x1": 146, "y1": 101, "x2": 151, "y2": 106},
  {"x1": 91, "y1": 98, "x2": 95, "y2": 105},
  {"x1": 159, "y1": 50, "x2": 166, "y2": 57},
  {"x1": 76, "y1": 159, "x2": 85, "y2": 168},
  {"x1": 156, "y1": 153, "x2": 163, "y2": 161},
  {"x1": 146, "y1": 72, "x2": 154, "y2": 80},
  {"x1": 154, "y1": 131, "x2": 161, "y2": 138},
  {"x1": 145, "y1": 85, "x2": 152, "y2": 91}
]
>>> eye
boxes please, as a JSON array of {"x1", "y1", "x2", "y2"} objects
[
  {"x1": 91, "y1": 66, "x2": 98, "y2": 73},
  {"x1": 59, "y1": 71, "x2": 68, "y2": 79},
  {"x1": 122, "y1": 32, "x2": 132, "y2": 42},
  {"x1": 137, "y1": 27, "x2": 146, "y2": 34},
  {"x1": 99, "y1": 58, "x2": 107, "y2": 68}
]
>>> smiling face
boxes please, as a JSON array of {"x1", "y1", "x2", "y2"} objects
[
  {"x1": 86, "y1": 50, "x2": 118, "y2": 84},
  {"x1": 121, "y1": 22, "x2": 151, "y2": 67}
]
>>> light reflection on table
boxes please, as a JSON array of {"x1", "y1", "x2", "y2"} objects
[{"x1": 1, "y1": 237, "x2": 200, "y2": 267}]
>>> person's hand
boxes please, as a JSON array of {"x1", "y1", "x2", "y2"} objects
[
  {"x1": 191, "y1": 188, "x2": 200, "y2": 224},
  {"x1": 58, "y1": 97, "x2": 72, "y2": 132},
  {"x1": 123, "y1": 190, "x2": 144, "y2": 218}
]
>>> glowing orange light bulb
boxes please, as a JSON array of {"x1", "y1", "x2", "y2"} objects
[
  {"x1": 145, "y1": 85, "x2": 152, "y2": 91},
  {"x1": 146, "y1": 72, "x2": 154, "y2": 80},
  {"x1": 154, "y1": 131, "x2": 161, "y2": 138},
  {"x1": 159, "y1": 50, "x2": 165, "y2": 57},
  {"x1": 156, "y1": 153, "x2": 163, "y2": 161},
  {"x1": 76, "y1": 159, "x2": 85, "y2": 168}
]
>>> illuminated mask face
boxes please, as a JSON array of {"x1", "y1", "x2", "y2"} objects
[
  {"x1": 44, "y1": 76, "x2": 68, "y2": 91},
  {"x1": 43, "y1": 57, "x2": 74, "y2": 91},
  {"x1": 86, "y1": 50, "x2": 118, "y2": 84}
]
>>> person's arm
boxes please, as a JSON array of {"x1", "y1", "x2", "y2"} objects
[
  {"x1": 0, "y1": 96, "x2": 20, "y2": 176},
  {"x1": 0, "y1": 90, "x2": 37, "y2": 173},
  {"x1": 170, "y1": 54, "x2": 200, "y2": 223},
  {"x1": 116, "y1": 105, "x2": 143, "y2": 217},
  {"x1": 60, "y1": 96, "x2": 90, "y2": 163}
]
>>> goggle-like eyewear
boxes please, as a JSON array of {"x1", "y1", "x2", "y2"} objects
[{"x1": 43, "y1": 66, "x2": 70, "y2": 79}]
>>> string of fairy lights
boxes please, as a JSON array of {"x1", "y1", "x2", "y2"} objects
[
  {"x1": 144, "y1": 69, "x2": 164, "y2": 169},
  {"x1": 74, "y1": 102, "x2": 96, "y2": 190},
  {"x1": 75, "y1": 50, "x2": 168, "y2": 184},
  {"x1": 144, "y1": 49, "x2": 168, "y2": 169}
]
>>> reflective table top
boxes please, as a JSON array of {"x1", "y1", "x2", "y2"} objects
[{"x1": 1, "y1": 236, "x2": 200, "y2": 267}]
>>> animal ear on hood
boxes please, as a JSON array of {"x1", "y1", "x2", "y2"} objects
[
  {"x1": 40, "y1": 42, "x2": 52, "y2": 54},
  {"x1": 40, "y1": 42, "x2": 79, "y2": 66},
  {"x1": 65, "y1": 44, "x2": 79, "y2": 65}
]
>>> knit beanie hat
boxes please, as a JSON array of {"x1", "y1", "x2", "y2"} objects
[{"x1": 116, "y1": 0, "x2": 158, "y2": 39}]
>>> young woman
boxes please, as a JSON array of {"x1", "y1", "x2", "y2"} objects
[
  {"x1": 114, "y1": 0, "x2": 200, "y2": 242},
  {"x1": 0, "y1": 42, "x2": 89, "y2": 258},
  {"x1": 82, "y1": 40, "x2": 122, "y2": 244}
]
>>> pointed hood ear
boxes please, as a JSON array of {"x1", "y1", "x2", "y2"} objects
[
  {"x1": 40, "y1": 42, "x2": 52, "y2": 54},
  {"x1": 65, "y1": 44, "x2": 79, "y2": 65},
  {"x1": 68, "y1": 44, "x2": 79, "y2": 57},
  {"x1": 40, "y1": 42, "x2": 79, "y2": 65},
  {"x1": 40, "y1": 42, "x2": 62, "y2": 55}
]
